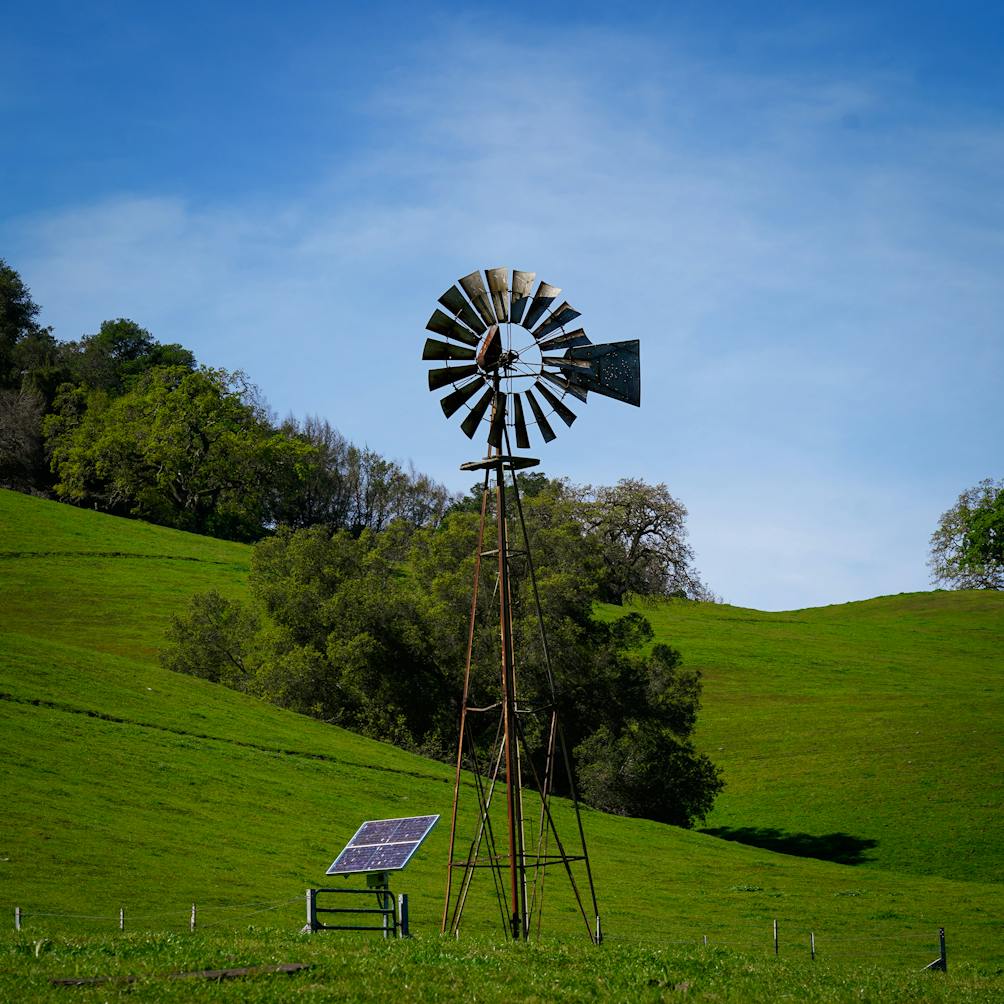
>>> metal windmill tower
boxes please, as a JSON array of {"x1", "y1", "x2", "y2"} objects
[{"x1": 421, "y1": 267, "x2": 640, "y2": 943}]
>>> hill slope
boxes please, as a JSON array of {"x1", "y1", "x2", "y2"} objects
[
  {"x1": 1, "y1": 488, "x2": 1002, "y2": 975},
  {"x1": 598, "y1": 592, "x2": 1004, "y2": 883}
]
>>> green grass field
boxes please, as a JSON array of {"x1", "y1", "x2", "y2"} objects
[
  {"x1": 1, "y1": 488, "x2": 1002, "y2": 1001},
  {"x1": 597, "y1": 591, "x2": 1004, "y2": 884}
]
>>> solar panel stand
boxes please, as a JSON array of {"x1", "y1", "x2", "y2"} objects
[
  {"x1": 304, "y1": 885, "x2": 402, "y2": 938},
  {"x1": 313, "y1": 814, "x2": 438, "y2": 938}
]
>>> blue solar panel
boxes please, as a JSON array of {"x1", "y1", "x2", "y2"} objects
[{"x1": 326, "y1": 815, "x2": 439, "y2": 875}]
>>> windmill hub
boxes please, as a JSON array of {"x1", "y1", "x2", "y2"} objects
[{"x1": 499, "y1": 348, "x2": 520, "y2": 370}]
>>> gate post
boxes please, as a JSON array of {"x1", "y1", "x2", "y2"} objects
[{"x1": 305, "y1": 889, "x2": 318, "y2": 932}]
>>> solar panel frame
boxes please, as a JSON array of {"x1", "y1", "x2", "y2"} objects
[{"x1": 325, "y1": 814, "x2": 440, "y2": 876}]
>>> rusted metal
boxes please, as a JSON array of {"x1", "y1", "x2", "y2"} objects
[
  {"x1": 495, "y1": 437, "x2": 526, "y2": 939},
  {"x1": 477, "y1": 324, "x2": 503, "y2": 370},
  {"x1": 442, "y1": 467, "x2": 490, "y2": 935}
]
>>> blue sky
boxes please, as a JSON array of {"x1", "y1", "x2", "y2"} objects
[{"x1": 3, "y1": 1, "x2": 1002, "y2": 610}]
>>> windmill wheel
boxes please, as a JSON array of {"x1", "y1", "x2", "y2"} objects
[{"x1": 422, "y1": 267, "x2": 640, "y2": 451}]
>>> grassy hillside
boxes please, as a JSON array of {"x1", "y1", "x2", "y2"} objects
[
  {"x1": 597, "y1": 593, "x2": 1004, "y2": 883},
  {"x1": 1, "y1": 488, "x2": 1002, "y2": 1000}
]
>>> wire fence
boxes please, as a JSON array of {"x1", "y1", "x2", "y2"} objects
[
  {"x1": 7, "y1": 900, "x2": 957, "y2": 971},
  {"x1": 10, "y1": 898, "x2": 305, "y2": 936}
]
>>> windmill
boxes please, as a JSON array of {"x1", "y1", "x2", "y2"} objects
[{"x1": 423, "y1": 267, "x2": 640, "y2": 943}]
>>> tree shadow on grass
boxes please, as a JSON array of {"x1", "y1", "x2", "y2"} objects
[{"x1": 700, "y1": 826, "x2": 878, "y2": 865}]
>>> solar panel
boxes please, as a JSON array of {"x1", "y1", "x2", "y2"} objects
[{"x1": 325, "y1": 815, "x2": 440, "y2": 876}]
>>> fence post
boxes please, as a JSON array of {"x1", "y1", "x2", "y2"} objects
[
  {"x1": 15, "y1": 907, "x2": 21, "y2": 932},
  {"x1": 773, "y1": 919, "x2": 778, "y2": 955},
  {"x1": 810, "y1": 932, "x2": 815, "y2": 960},
  {"x1": 398, "y1": 893, "x2": 409, "y2": 938},
  {"x1": 190, "y1": 903, "x2": 197, "y2": 932},
  {"x1": 703, "y1": 934, "x2": 708, "y2": 947},
  {"x1": 119, "y1": 907, "x2": 125, "y2": 932},
  {"x1": 925, "y1": 927, "x2": 947, "y2": 972},
  {"x1": 305, "y1": 889, "x2": 317, "y2": 933}
]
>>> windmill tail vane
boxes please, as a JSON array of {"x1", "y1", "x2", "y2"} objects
[{"x1": 422, "y1": 267, "x2": 640, "y2": 451}]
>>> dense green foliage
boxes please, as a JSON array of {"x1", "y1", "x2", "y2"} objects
[
  {"x1": 44, "y1": 366, "x2": 311, "y2": 540},
  {"x1": 929, "y1": 477, "x2": 1004, "y2": 590},
  {"x1": 162, "y1": 480, "x2": 724, "y2": 827},
  {"x1": 0, "y1": 261, "x2": 453, "y2": 540},
  {"x1": 962, "y1": 483, "x2": 1004, "y2": 567},
  {"x1": 448, "y1": 474, "x2": 713, "y2": 604},
  {"x1": 0, "y1": 258, "x2": 55, "y2": 392}
]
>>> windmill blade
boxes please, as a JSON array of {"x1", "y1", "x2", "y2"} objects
[
  {"x1": 510, "y1": 270, "x2": 535, "y2": 325},
  {"x1": 488, "y1": 391, "x2": 507, "y2": 449},
  {"x1": 440, "y1": 376, "x2": 487, "y2": 418},
  {"x1": 423, "y1": 338, "x2": 477, "y2": 361},
  {"x1": 540, "y1": 369, "x2": 588, "y2": 402},
  {"x1": 439, "y1": 285, "x2": 486, "y2": 335},
  {"x1": 532, "y1": 302, "x2": 581, "y2": 341},
  {"x1": 428, "y1": 364, "x2": 479, "y2": 391},
  {"x1": 522, "y1": 281, "x2": 560, "y2": 332},
  {"x1": 537, "y1": 327, "x2": 591, "y2": 352},
  {"x1": 460, "y1": 386, "x2": 495, "y2": 439},
  {"x1": 534, "y1": 380, "x2": 577, "y2": 427},
  {"x1": 426, "y1": 309, "x2": 480, "y2": 347},
  {"x1": 513, "y1": 392, "x2": 530, "y2": 449},
  {"x1": 486, "y1": 267, "x2": 510, "y2": 323},
  {"x1": 523, "y1": 387, "x2": 557, "y2": 443},
  {"x1": 565, "y1": 340, "x2": 641, "y2": 406},
  {"x1": 459, "y1": 270, "x2": 497, "y2": 328}
]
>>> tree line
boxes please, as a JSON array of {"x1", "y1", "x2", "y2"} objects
[
  {"x1": 0, "y1": 259, "x2": 453, "y2": 540},
  {"x1": 163, "y1": 483, "x2": 725, "y2": 827}
]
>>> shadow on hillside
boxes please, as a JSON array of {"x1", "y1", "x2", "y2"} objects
[{"x1": 700, "y1": 826, "x2": 878, "y2": 865}]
